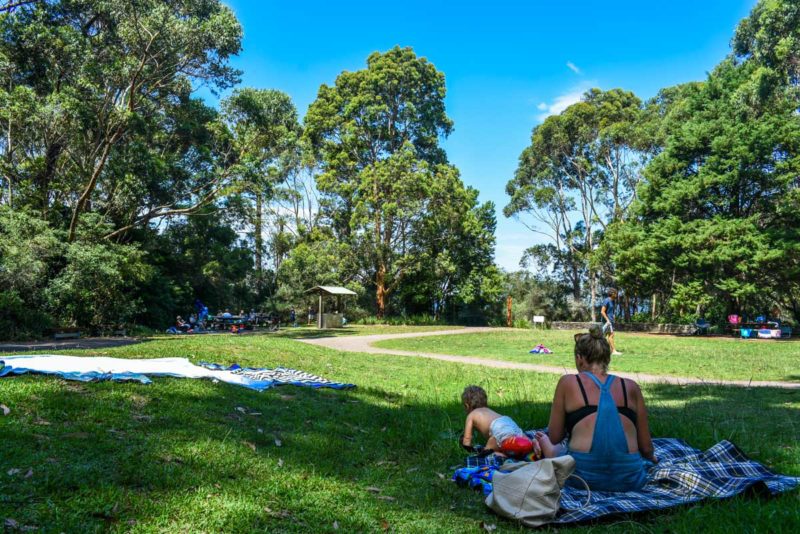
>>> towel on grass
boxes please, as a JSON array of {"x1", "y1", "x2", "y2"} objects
[
  {"x1": 198, "y1": 362, "x2": 355, "y2": 389},
  {"x1": 453, "y1": 436, "x2": 799, "y2": 524},
  {"x1": 0, "y1": 355, "x2": 354, "y2": 392},
  {"x1": 529, "y1": 344, "x2": 553, "y2": 354}
]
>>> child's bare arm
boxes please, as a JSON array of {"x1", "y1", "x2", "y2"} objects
[{"x1": 462, "y1": 413, "x2": 475, "y2": 447}]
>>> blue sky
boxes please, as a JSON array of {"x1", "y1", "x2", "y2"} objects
[{"x1": 212, "y1": 0, "x2": 757, "y2": 270}]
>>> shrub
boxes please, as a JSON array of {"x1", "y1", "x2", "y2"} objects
[
  {"x1": 46, "y1": 240, "x2": 152, "y2": 332},
  {"x1": 0, "y1": 209, "x2": 62, "y2": 338}
]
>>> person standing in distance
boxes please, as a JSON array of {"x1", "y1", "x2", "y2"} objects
[{"x1": 601, "y1": 288, "x2": 622, "y2": 356}]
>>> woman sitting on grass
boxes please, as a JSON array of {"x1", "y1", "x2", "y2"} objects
[{"x1": 536, "y1": 325, "x2": 657, "y2": 492}]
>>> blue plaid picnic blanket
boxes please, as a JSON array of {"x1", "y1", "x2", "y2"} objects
[{"x1": 453, "y1": 436, "x2": 800, "y2": 524}]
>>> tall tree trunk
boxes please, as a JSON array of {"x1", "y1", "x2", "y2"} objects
[
  {"x1": 254, "y1": 191, "x2": 263, "y2": 273},
  {"x1": 376, "y1": 263, "x2": 387, "y2": 318},
  {"x1": 624, "y1": 292, "x2": 631, "y2": 322},
  {"x1": 590, "y1": 274, "x2": 597, "y2": 322},
  {"x1": 651, "y1": 293, "x2": 657, "y2": 321},
  {"x1": 68, "y1": 136, "x2": 117, "y2": 242},
  {"x1": 4, "y1": 104, "x2": 11, "y2": 208},
  {"x1": 571, "y1": 263, "x2": 581, "y2": 301}
]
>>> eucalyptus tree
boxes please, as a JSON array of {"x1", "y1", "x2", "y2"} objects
[
  {"x1": 219, "y1": 88, "x2": 301, "y2": 274},
  {"x1": 506, "y1": 89, "x2": 649, "y2": 318},
  {"x1": 304, "y1": 46, "x2": 455, "y2": 317},
  {"x1": 0, "y1": 0, "x2": 242, "y2": 239}
]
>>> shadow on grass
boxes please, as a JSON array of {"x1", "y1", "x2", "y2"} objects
[
  {"x1": 0, "y1": 337, "x2": 151, "y2": 354},
  {"x1": 0, "y1": 377, "x2": 797, "y2": 531}
]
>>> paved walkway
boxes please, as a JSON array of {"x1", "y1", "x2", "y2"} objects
[
  {"x1": 0, "y1": 337, "x2": 142, "y2": 353},
  {"x1": 299, "y1": 327, "x2": 800, "y2": 389}
]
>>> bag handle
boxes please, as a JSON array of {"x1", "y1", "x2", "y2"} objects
[{"x1": 563, "y1": 474, "x2": 592, "y2": 509}]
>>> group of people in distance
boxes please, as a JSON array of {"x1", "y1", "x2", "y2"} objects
[
  {"x1": 166, "y1": 301, "x2": 297, "y2": 334},
  {"x1": 166, "y1": 312, "x2": 206, "y2": 334},
  {"x1": 461, "y1": 289, "x2": 655, "y2": 493}
]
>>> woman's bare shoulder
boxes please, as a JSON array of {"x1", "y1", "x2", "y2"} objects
[{"x1": 556, "y1": 373, "x2": 578, "y2": 389}]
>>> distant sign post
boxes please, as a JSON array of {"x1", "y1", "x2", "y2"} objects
[{"x1": 533, "y1": 315, "x2": 545, "y2": 329}]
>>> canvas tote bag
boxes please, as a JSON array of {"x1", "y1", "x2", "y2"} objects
[{"x1": 485, "y1": 455, "x2": 589, "y2": 527}]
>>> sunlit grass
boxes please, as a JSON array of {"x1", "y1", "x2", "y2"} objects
[
  {"x1": 0, "y1": 329, "x2": 797, "y2": 532},
  {"x1": 375, "y1": 329, "x2": 800, "y2": 382}
]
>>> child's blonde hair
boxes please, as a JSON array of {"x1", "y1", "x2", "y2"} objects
[{"x1": 461, "y1": 385, "x2": 488, "y2": 412}]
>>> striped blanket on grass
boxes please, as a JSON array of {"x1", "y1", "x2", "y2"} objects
[{"x1": 453, "y1": 436, "x2": 800, "y2": 524}]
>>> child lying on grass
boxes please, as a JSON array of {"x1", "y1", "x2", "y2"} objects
[{"x1": 460, "y1": 385, "x2": 541, "y2": 459}]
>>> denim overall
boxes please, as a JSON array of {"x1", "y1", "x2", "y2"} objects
[{"x1": 567, "y1": 372, "x2": 648, "y2": 492}]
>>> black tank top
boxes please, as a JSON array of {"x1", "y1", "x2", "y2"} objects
[{"x1": 564, "y1": 374, "x2": 638, "y2": 436}]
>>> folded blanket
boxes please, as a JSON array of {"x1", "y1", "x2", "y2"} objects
[
  {"x1": 454, "y1": 436, "x2": 799, "y2": 524},
  {"x1": 0, "y1": 355, "x2": 354, "y2": 392}
]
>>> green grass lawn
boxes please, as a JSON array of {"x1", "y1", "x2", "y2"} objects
[
  {"x1": 143, "y1": 324, "x2": 462, "y2": 342},
  {"x1": 375, "y1": 329, "x2": 800, "y2": 382},
  {"x1": 1, "y1": 330, "x2": 798, "y2": 532}
]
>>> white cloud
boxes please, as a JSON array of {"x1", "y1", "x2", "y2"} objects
[
  {"x1": 536, "y1": 90, "x2": 584, "y2": 121},
  {"x1": 535, "y1": 81, "x2": 596, "y2": 122},
  {"x1": 566, "y1": 61, "x2": 581, "y2": 74}
]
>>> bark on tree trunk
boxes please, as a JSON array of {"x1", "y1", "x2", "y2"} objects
[
  {"x1": 590, "y1": 274, "x2": 597, "y2": 322},
  {"x1": 651, "y1": 293, "x2": 657, "y2": 321},
  {"x1": 376, "y1": 263, "x2": 387, "y2": 319},
  {"x1": 624, "y1": 292, "x2": 631, "y2": 323},
  {"x1": 68, "y1": 137, "x2": 116, "y2": 242},
  {"x1": 4, "y1": 107, "x2": 10, "y2": 208},
  {"x1": 254, "y1": 191, "x2": 263, "y2": 273}
]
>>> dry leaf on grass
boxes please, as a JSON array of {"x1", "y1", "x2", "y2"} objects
[
  {"x1": 274, "y1": 438, "x2": 282, "y2": 447},
  {"x1": 243, "y1": 441, "x2": 257, "y2": 452},
  {"x1": 0, "y1": 404, "x2": 10, "y2": 416},
  {"x1": 365, "y1": 486, "x2": 382, "y2": 493},
  {"x1": 7, "y1": 468, "x2": 20, "y2": 476},
  {"x1": 406, "y1": 467, "x2": 419, "y2": 473},
  {"x1": 277, "y1": 458, "x2": 284, "y2": 468},
  {"x1": 332, "y1": 521, "x2": 339, "y2": 530},
  {"x1": 23, "y1": 469, "x2": 32, "y2": 479},
  {"x1": 380, "y1": 519, "x2": 390, "y2": 531},
  {"x1": 376, "y1": 496, "x2": 396, "y2": 502},
  {"x1": 437, "y1": 473, "x2": 446, "y2": 479},
  {"x1": 480, "y1": 521, "x2": 497, "y2": 532}
]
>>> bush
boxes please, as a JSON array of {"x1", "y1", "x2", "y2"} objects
[
  {"x1": 0, "y1": 209, "x2": 62, "y2": 339},
  {"x1": 46, "y1": 240, "x2": 152, "y2": 332},
  {"x1": 355, "y1": 314, "x2": 444, "y2": 326}
]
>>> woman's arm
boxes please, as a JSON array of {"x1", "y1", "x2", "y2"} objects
[
  {"x1": 546, "y1": 375, "x2": 569, "y2": 444},
  {"x1": 631, "y1": 381, "x2": 657, "y2": 462}
]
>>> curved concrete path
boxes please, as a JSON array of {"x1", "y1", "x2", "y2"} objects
[{"x1": 299, "y1": 327, "x2": 800, "y2": 389}]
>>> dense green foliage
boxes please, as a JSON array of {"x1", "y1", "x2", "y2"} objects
[
  {"x1": 2, "y1": 0, "x2": 799, "y2": 336},
  {"x1": 303, "y1": 47, "x2": 498, "y2": 319},
  {"x1": 508, "y1": 0, "x2": 800, "y2": 326},
  {"x1": 0, "y1": 5, "x2": 501, "y2": 337}
]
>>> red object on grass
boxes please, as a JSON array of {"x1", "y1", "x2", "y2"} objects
[{"x1": 500, "y1": 435, "x2": 534, "y2": 457}]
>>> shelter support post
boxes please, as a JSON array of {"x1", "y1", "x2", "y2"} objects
[{"x1": 318, "y1": 294, "x2": 323, "y2": 329}]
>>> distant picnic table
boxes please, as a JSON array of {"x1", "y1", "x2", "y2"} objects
[{"x1": 208, "y1": 315, "x2": 251, "y2": 330}]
